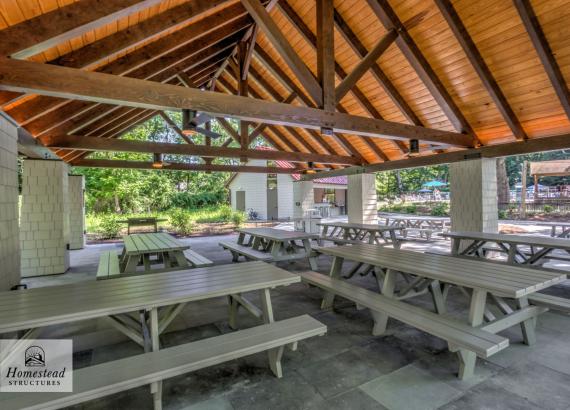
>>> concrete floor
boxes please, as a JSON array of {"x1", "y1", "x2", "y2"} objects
[{"x1": 21, "y1": 223, "x2": 570, "y2": 410}]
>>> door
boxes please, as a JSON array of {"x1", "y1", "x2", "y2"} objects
[
  {"x1": 236, "y1": 191, "x2": 246, "y2": 212},
  {"x1": 267, "y1": 188, "x2": 278, "y2": 220}
]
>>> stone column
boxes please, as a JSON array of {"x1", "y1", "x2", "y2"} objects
[
  {"x1": 20, "y1": 160, "x2": 70, "y2": 277},
  {"x1": 348, "y1": 173, "x2": 378, "y2": 224},
  {"x1": 68, "y1": 175, "x2": 85, "y2": 250},
  {"x1": 293, "y1": 180, "x2": 314, "y2": 218},
  {"x1": 449, "y1": 158, "x2": 498, "y2": 233},
  {"x1": 0, "y1": 115, "x2": 20, "y2": 290}
]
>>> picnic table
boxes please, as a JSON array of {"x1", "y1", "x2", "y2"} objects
[
  {"x1": 117, "y1": 217, "x2": 167, "y2": 234},
  {"x1": 318, "y1": 222, "x2": 403, "y2": 247},
  {"x1": 120, "y1": 233, "x2": 190, "y2": 274},
  {"x1": 235, "y1": 227, "x2": 319, "y2": 270},
  {"x1": 535, "y1": 222, "x2": 570, "y2": 238},
  {"x1": 381, "y1": 214, "x2": 450, "y2": 230},
  {"x1": 0, "y1": 262, "x2": 317, "y2": 410},
  {"x1": 441, "y1": 231, "x2": 570, "y2": 265},
  {"x1": 313, "y1": 243, "x2": 566, "y2": 378}
]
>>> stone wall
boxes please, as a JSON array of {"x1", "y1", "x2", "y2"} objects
[
  {"x1": 20, "y1": 160, "x2": 70, "y2": 277},
  {"x1": 0, "y1": 115, "x2": 20, "y2": 290},
  {"x1": 449, "y1": 158, "x2": 498, "y2": 233},
  {"x1": 68, "y1": 175, "x2": 85, "y2": 250}
]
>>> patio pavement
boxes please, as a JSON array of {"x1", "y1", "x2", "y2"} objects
[{"x1": 20, "y1": 221, "x2": 570, "y2": 410}]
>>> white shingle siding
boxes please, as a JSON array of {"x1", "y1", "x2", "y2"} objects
[
  {"x1": 20, "y1": 160, "x2": 70, "y2": 277},
  {"x1": 277, "y1": 174, "x2": 293, "y2": 219},
  {"x1": 0, "y1": 116, "x2": 20, "y2": 290},
  {"x1": 68, "y1": 175, "x2": 86, "y2": 250},
  {"x1": 450, "y1": 158, "x2": 498, "y2": 233},
  {"x1": 228, "y1": 160, "x2": 268, "y2": 219}
]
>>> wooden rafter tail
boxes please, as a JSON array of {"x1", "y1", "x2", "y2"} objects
[{"x1": 435, "y1": 0, "x2": 527, "y2": 141}]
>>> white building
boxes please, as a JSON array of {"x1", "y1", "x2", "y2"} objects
[{"x1": 226, "y1": 159, "x2": 348, "y2": 220}]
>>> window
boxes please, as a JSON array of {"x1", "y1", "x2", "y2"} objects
[{"x1": 322, "y1": 188, "x2": 335, "y2": 203}]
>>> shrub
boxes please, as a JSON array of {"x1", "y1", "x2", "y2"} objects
[
  {"x1": 543, "y1": 205, "x2": 554, "y2": 213},
  {"x1": 218, "y1": 205, "x2": 234, "y2": 222},
  {"x1": 498, "y1": 209, "x2": 508, "y2": 220},
  {"x1": 231, "y1": 211, "x2": 247, "y2": 228},
  {"x1": 99, "y1": 214, "x2": 122, "y2": 239},
  {"x1": 171, "y1": 191, "x2": 226, "y2": 209},
  {"x1": 403, "y1": 204, "x2": 417, "y2": 214},
  {"x1": 169, "y1": 208, "x2": 195, "y2": 235},
  {"x1": 430, "y1": 202, "x2": 449, "y2": 216}
]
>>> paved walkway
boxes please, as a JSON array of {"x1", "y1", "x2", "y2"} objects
[{"x1": 19, "y1": 226, "x2": 570, "y2": 410}]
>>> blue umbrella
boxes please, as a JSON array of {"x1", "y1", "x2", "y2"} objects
[
  {"x1": 418, "y1": 188, "x2": 433, "y2": 193},
  {"x1": 423, "y1": 180, "x2": 447, "y2": 188}
]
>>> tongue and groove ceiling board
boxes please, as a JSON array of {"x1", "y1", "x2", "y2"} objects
[{"x1": 0, "y1": 0, "x2": 569, "y2": 172}]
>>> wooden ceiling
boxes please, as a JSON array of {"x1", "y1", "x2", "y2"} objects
[{"x1": 0, "y1": 0, "x2": 569, "y2": 174}]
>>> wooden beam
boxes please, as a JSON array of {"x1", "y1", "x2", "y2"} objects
[
  {"x1": 159, "y1": 112, "x2": 195, "y2": 145},
  {"x1": 72, "y1": 158, "x2": 303, "y2": 174},
  {"x1": 514, "y1": 0, "x2": 570, "y2": 119},
  {"x1": 249, "y1": 92, "x2": 297, "y2": 142},
  {"x1": 366, "y1": 0, "x2": 477, "y2": 143},
  {"x1": 5, "y1": 7, "x2": 251, "y2": 125},
  {"x1": 435, "y1": 0, "x2": 527, "y2": 140},
  {"x1": 302, "y1": 133, "x2": 570, "y2": 179},
  {"x1": 240, "y1": 0, "x2": 323, "y2": 106},
  {"x1": 0, "y1": 57, "x2": 472, "y2": 147},
  {"x1": 335, "y1": 30, "x2": 397, "y2": 102},
  {"x1": 0, "y1": 0, "x2": 164, "y2": 59},
  {"x1": 44, "y1": 134, "x2": 360, "y2": 165},
  {"x1": 316, "y1": 0, "x2": 335, "y2": 112},
  {"x1": 237, "y1": 41, "x2": 251, "y2": 149}
]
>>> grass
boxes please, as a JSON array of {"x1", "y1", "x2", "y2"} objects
[{"x1": 86, "y1": 206, "x2": 237, "y2": 234}]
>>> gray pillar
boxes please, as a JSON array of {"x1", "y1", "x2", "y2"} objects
[
  {"x1": 449, "y1": 158, "x2": 498, "y2": 233},
  {"x1": 293, "y1": 180, "x2": 314, "y2": 218},
  {"x1": 348, "y1": 173, "x2": 378, "y2": 224},
  {"x1": 0, "y1": 116, "x2": 20, "y2": 290},
  {"x1": 68, "y1": 175, "x2": 85, "y2": 250},
  {"x1": 20, "y1": 160, "x2": 70, "y2": 277}
]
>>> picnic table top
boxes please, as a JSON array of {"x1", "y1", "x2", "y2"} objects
[
  {"x1": 317, "y1": 222, "x2": 403, "y2": 231},
  {"x1": 117, "y1": 217, "x2": 167, "y2": 223},
  {"x1": 123, "y1": 232, "x2": 189, "y2": 254},
  {"x1": 442, "y1": 231, "x2": 570, "y2": 250},
  {"x1": 237, "y1": 227, "x2": 320, "y2": 241},
  {"x1": 534, "y1": 222, "x2": 570, "y2": 227},
  {"x1": 0, "y1": 261, "x2": 300, "y2": 334},
  {"x1": 316, "y1": 244, "x2": 566, "y2": 298},
  {"x1": 382, "y1": 215, "x2": 450, "y2": 221}
]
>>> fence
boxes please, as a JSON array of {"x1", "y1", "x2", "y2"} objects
[{"x1": 499, "y1": 200, "x2": 570, "y2": 214}]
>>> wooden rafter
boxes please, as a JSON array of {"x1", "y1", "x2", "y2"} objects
[
  {"x1": 240, "y1": 0, "x2": 324, "y2": 106},
  {"x1": 435, "y1": 0, "x2": 527, "y2": 140},
  {"x1": 514, "y1": 0, "x2": 570, "y2": 119},
  {"x1": 159, "y1": 112, "x2": 195, "y2": 145},
  {"x1": 366, "y1": 0, "x2": 478, "y2": 144}
]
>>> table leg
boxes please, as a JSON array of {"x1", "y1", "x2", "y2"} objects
[
  {"x1": 259, "y1": 288, "x2": 284, "y2": 378},
  {"x1": 457, "y1": 289, "x2": 486, "y2": 380},
  {"x1": 429, "y1": 280, "x2": 446, "y2": 314},
  {"x1": 451, "y1": 238, "x2": 461, "y2": 255},
  {"x1": 172, "y1": 250, "x2": 189, "y2": 269},
  {"x1": 370, "y1": 269, "x2": 397, "y2": 336},
  {"x1": 321, "y1": 256, "x2": 344, "y2": 309},
  {"x1": 237, "y1": 232, "x2": 246, "y2": 245},
  {"x1": 302, "y1": 238, "x2": 318, "y2": 270},
  {"x1": 517, "y1": 297, "x2": 536, "y2": 346},
  {"x1": 149, "y1": 308, "x2": 162, "y2": 410},
  {"x1": 124, "y1": 255, "x2": 139, "y2": 273},
  {"x1": 390, "y1": 230, "x2": 401, "y2": 249}
]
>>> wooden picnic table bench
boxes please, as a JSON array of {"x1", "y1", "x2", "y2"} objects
[
  {"x1": 534, "y1": 222, "x2": 570, "y2": 238},
  {"x1": 117, "y1": 217, "x2": 167, "y2": 234},
  {"x1": 221, "y1": 228, "x2": 320, "y2": 270},
  {"x1": 441, "y1": 231, "x2": 570, "y2": 266},
  {"x1": 0, "y1": 261, "x2": 324, "y2": 409},
  {"x1": 317, "y1": 222, "x2": 403, "y2": 247},
  {"x1": 313, "y1": 243, "x2": 566, "y2": 379}
]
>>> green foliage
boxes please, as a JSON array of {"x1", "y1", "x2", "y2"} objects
[
  {"x1": 99, "y1": 214, "x2": 121, "y2": 239},
  {"x1": 171, "y1": 191, "x2": 226, "y2": 209},
  {"x1": 168, "y1": 208, "x2": 195, "y2": 235},
  {"x1": 218, "y1": 205, "x2": 234, "y2": 222},
  {"x1": 543, "y1": 205, "x2": 554, "y2": 213},
  {"x1": 231, "y1": 211, "x2": 247, "y2": 227},
  {"x1": 498, "y1": 209, "x2": 508, "y2": 220},
  {"x1": 430, "y1": 202, "x2": 449, "y2": 216},
  {"x1": 403, "y1": 204, "x2": 417, "y2": 214},
  {"x1": 376, "y1": 165, "x2": 448, "y2": 197}
]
